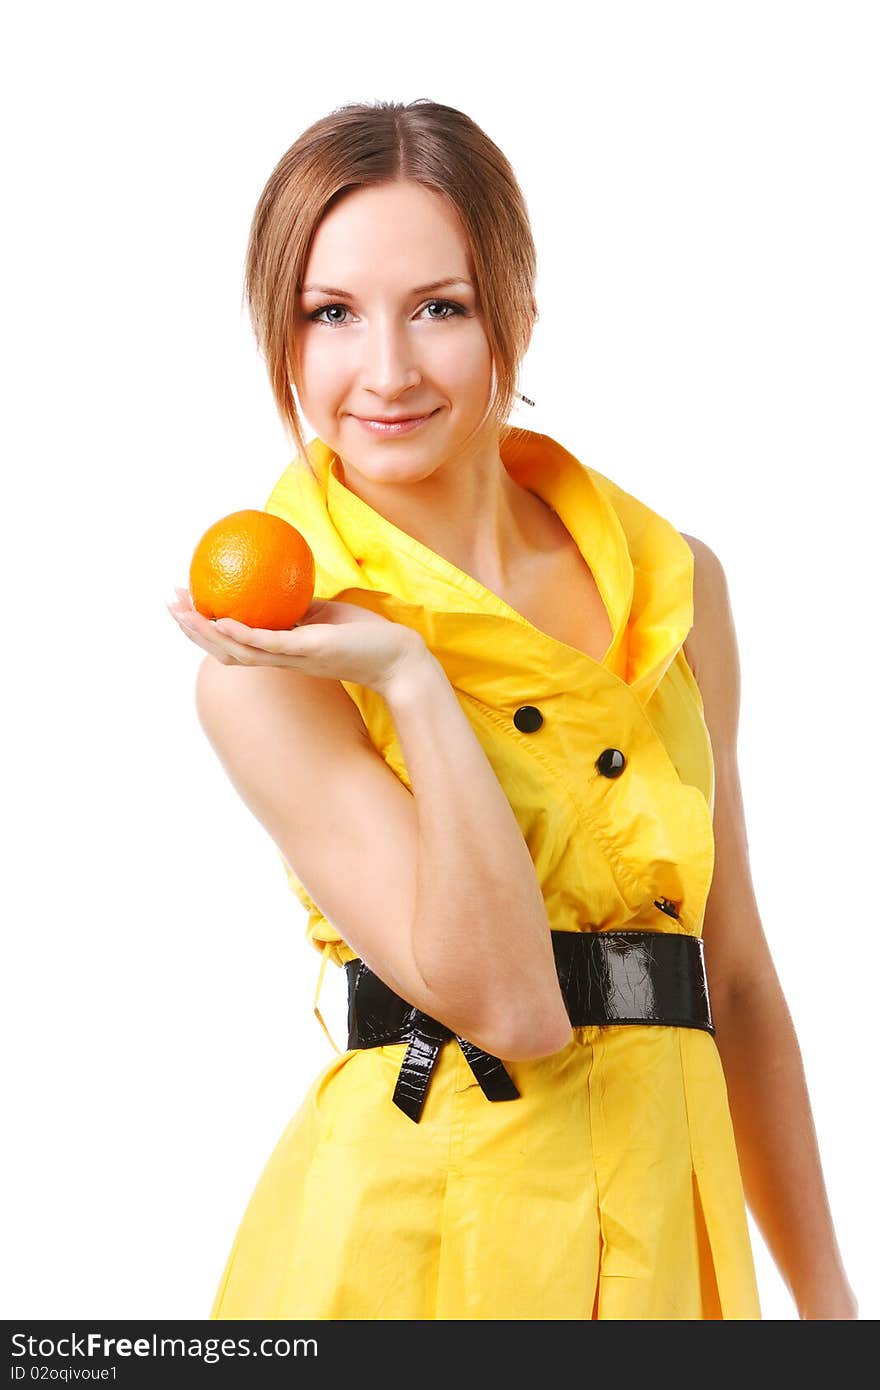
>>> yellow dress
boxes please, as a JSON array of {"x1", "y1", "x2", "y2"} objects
[{"x1": 209, "y1": 426, "x2": 762, "y2": 1320}]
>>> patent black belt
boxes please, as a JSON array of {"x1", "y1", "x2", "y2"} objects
[{"x1": 344, "y1": 928, "x2": 714, "y2": 1123}]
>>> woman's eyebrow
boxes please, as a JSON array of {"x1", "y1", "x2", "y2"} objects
[{"x1": 300, "y1": 277, "x2": 473, "y2": 298}]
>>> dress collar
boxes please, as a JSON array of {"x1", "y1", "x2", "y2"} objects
[{"x1": 264, "y1": 426, "x2": 694, "y2": 707}]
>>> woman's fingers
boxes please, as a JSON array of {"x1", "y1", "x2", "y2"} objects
[
  {"x1": 167, "y1": 603, "x2": 253, "y2": 663},
  {"x1": 214, "y1": 616, "x2": 317, "y2": 661},
  {"x1": 213, "y1": 617, "x2": 295, "y2": 645},
  {"x1": 213, "y1": 617, "x2": 254, "y2": 638},
  {"x1": 166, "y1": 598, "x2": 306, "y2": 667},
  {"x1": 171, "y1": 585, "x2": 195, "y2": 614}
]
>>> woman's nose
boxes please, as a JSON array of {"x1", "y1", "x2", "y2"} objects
[{"x1": 360, "y1": 324, "x2": 422, "y2": 397}]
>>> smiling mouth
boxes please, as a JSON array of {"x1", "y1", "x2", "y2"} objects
[
  {"x1": 352, "y1": 410, "x2": 439, "y2": 435},
  {"x1": 356, "y1": 411, "x2": 436, "y2": 422}
]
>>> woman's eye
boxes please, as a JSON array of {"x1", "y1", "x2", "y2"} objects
[
  {"x1": 310, "y1": 304, "x2": 348, "y2": 325},
  {"x1": 307, "y1": 299, "x2": 466, "y2": 327},
  {"x1": 309, "y1": 303, "x2": 349, "y2": 326},
  {"x1": 423, "y1": 299, "x2": 466, "y2": 321}
]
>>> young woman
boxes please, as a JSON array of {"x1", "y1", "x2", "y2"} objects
[{"x1": 168, "y1": 99, "x2": 857, "y2": 1320}]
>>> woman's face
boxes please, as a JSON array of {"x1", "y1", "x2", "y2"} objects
[{"x1": 293, "y1": 180, "x2": 495, "y2": 484}]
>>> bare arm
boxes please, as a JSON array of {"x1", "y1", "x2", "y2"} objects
[
  {"x1": 682, "y1": 533, "x2": 858, "y2": 1319},
  {"x1": 194, "y1": 631, "x2": 570, "y2": 1062},
  {"x1": 383, "y1": 645, "x2": 572, "y2": 1059}
]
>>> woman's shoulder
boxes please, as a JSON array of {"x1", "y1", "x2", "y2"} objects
[
  {"x1": 678, "y1": 532, "x2": 730, "y2": 681},
  {"x1": 677, "y1": 532, "x2": 742, "y2": 774}
]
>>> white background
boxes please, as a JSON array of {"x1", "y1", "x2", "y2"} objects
[{"x1": 3, "y1": 0, "x2": 877, "y2": 1322}]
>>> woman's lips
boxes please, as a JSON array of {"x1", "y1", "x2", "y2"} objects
[{"x1": 353, "y1": 410, "x2": 438, "y2": 436}]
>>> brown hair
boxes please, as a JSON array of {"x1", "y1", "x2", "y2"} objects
[{"x1": 241, "y1": 98, "x2": 539, "y2": 464}]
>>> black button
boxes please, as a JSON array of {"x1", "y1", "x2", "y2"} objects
[
  {"x1": 513, "y1": 705, "x2": 543, "y2": 733},
  {"x1": 596, "y1": 747, "x2": 626, "y2": 777}
]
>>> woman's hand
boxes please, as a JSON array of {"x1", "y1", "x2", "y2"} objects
[{"x1": 166, "y1": 586, "x2": 428, "y2": 695}]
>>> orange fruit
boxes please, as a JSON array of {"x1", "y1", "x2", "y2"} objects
[{"x1": 189, "y1": 509, "x2": 316, "y2": 629}]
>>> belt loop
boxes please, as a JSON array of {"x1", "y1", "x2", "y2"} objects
[{"x1": 313, "y1": 940, "x2": 343, "y2": 1055}]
